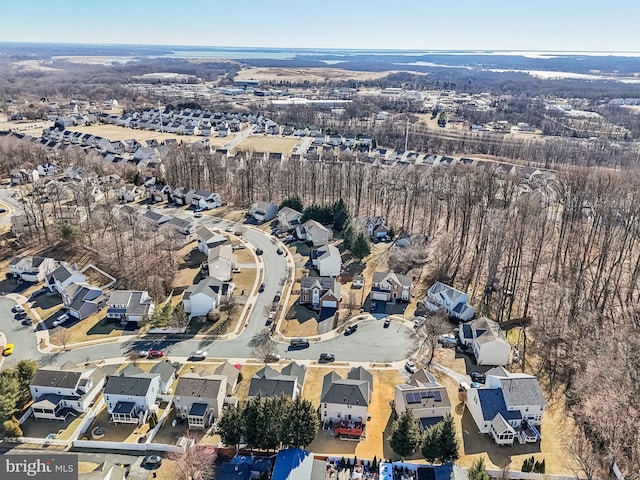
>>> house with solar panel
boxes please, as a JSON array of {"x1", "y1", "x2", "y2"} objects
[
  {"x1": 464, "y1": 366, "x2": 546, "y2": 445},
  {"x1": 394, "y1": 370, "x2": 451, "y2": 431}
]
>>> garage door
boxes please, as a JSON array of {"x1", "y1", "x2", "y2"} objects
[
  {"x1": 372, "y1": 292, "x2": 388, "y2": 301},
  {"x1": 323, "y1": 301, "x2": 337, "y2": 308}
]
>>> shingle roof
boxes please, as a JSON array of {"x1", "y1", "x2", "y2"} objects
[
  {"x1": 31, "y1": 369, "x2": 82, "y2": 389},
  {"x1": 104, "y1": 375, "x2": 155, "y2": 396},
  {"x1": 347, "y1": 366, "x2": 373, "y2": 391},
  {"x1": 372, "y1": 271, "x2": 412, "y2": 288},
  {"x1": 248, "y1": 366, "x2": 300, "y2": 398},
  {"x1": 499, "y1": 376, "x2": 546, "y2": 408},
  {"x1": 183, "y1": 277, "x2": 224, "y2": 300},
  {"x1": 174, "y1": 373, "x2": 224, "y2": 399},
  {"x1": 320, "y1": 373, "x2": 370, "y2": 406},
  {"x1": 149, "y1": 360, "x2": 177, "y2": 385},
  {"x1": 476, "y1": 388, "x2": 522, "y2": 422}
]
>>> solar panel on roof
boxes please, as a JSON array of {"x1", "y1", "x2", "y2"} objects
[
  {"x1": 433, "y1": 391, "x2": 441, "y2": 402},
  {"x1": 407, "y1": 393, "x2": 421, "y2": 404}
]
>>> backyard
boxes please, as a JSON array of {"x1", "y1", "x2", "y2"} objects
[{"x1": 233, "y1": 135, "x2": 301, "y2": 155}]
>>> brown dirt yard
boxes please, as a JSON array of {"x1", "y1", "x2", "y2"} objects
[
  {"x1": 233, "y1": 136, "x2": 301, "y2": 155},
  {"x1": 66, "y1": 124, "x2": 234, "y2": 146},
  {"x1": 235, "y1": 67, "x2": 399, "y2": 83}
]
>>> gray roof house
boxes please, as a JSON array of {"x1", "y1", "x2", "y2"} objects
[
  {"x1": 215, "y1": 361, "x2": 240, "y2": 395},
  {"x1": 149, "y1": 360, "x2": 178, "y2": 394},
  {"x1": 106, "y1": 290, "x2": 155, "y2": 324},
  {"x1": 63, "y1": 283, "x2": 105, "y2": 320},
  {"x1": 248, "y1": 362, "x2": 306, "y2": 399},
  {"x1": 103, "y1": 372, "x2": 161, "y2": 425},
  {"x1": 320, "y1": 369, "x2": 371, "y2": 434},
  {"x1": 174, "y1": 373, "x2": 227, "y2": 429},
  {"x1": 249, "y1": 201, "x2": 278, "y2": 223}
]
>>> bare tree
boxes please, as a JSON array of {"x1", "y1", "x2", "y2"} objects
[
  {"x1": 563, "y1": 431, "x2": 600, "y2": 480},
  {"x1": 55, "y1": 329, "x2": 72, "y2": 351},
  {"x1": 250, "y1": 329, "x2": 277, "y2": 360},
  {"x1": 413, "y1": 312, "x2": 450, "y2": 366},
  {"x1": 167, "y1": 442, "x2": 217, "y2": 480},
  {"x1": 219, "y1": 295, "x2": 238, "y2": 322}
]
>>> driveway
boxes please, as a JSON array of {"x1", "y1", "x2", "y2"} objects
[{"x1": 0, "y1": 296, "x2": 44, "y2": 368}]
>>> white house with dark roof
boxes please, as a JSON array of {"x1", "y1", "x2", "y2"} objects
[
  {"x1": 362, "y1": 216, "x2": 388, "y2": 239},
  {"x1": 63, "y1": 283, "x2": 105, "y2": 320},
  {"x1": 394, "y1": 370, "x2": 451, "y2": 431},
  {"x1": 46, "y1": 263, "x2": 86, "y2": 294},
  {"x1": 141, "y1": 210, "x2": 171, "y2": 228},
  {"x1": 277, "y1": 206, "x2": 303, "y2": 231},
  {"x1": 464, "y1": 367, "x2": 545, "y2": 446},
  {"x1": 215, "y1": 361, "x2": 240, "y2": 395},
  {"x1": 103, "y1": 372, "x2": 160, "y2": 425},
  {"x1": 299, "y1": 276, "x2": 341, "y2": 310},
  {"x1": 183, "y1": 277, "x2": 233, "y2": 318},
  {"x1": 310, "y1": 245, "x2": 342, "y2": 277},
  {"x1": 29, "y1": 365, "x2": 105, "y2": 421},
  {"x1": 149, "y1": 360, "x2": 178, "y2": 394},
  {"x1": 424, "y1": 281, "x2": 475, "y2": 321},
  {"x1": 208, "y1": 244, "x2": 237, "y2": 282},
  {"x1": 196, "y1": 226, "x2": 229, "y2": 256},
  {"x1": 172, "y1": 187, "x2": 196, "y2": 206},
  {"x1": 192, "y1": 190, "x2": 222, "y2": 210},
  {"x1": 9, "y1": 256, "x2": 56, "y2": 282},
  {"x1": 174, "y1": 373, "x2": 227, "y2": 429},
  {"x1": 249, "y1": 201, "x2": 278, "y2": 222},
  {"x1": 106, "y1": 290, "x2": 154, "y2": 324},
  {"x1": 116, "y1": 185, "x2": 144, "y2": 203},
  {"x1": 248, "y1": 363, "x2": 306, "y2": 399},
  {"x1": 320, "y1": 367, "x2": 372, "y2": 439},
  {"x1": 296, "y1": 220, "x2": 332, "y2": 247},
  {"x1": 163, "y1": 216, "x2": 196, "y2": 239},
  {"x1": 459, "y1": 317, "x2": 511, "y2": 366},
  {"x1": 371, "y1": 271, "x2": 412, "y2": 303}
]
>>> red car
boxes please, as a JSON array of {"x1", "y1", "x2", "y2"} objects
[{"x1": 148, "y1": 350, "x2": 164, "y2": 358}]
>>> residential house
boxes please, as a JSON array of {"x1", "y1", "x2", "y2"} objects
[
  {"x1": 249, "y1": 201, "x2": 278, "y2": 223},
  {"x1": 208, "y1": 244, "x2": 237, "y2": 282},
  {"x1": 395, "y1": 232, "x2": 413, "y2": 248},
  {"x1": 148, "y1": 184, "x2": 171, "y2": 203},
  {"x1": 296, "y1": 220, "x2": 332, "y2": 247},
  {"x1": 174, "y1": 373, "x2": 227, "y2": 429},
  {"x1": 103, "y1": 372, "x2": 161, "y2": 425},
  {"x1": 141, "y1": 210, "x2": 172, "y2": 228},
  {"x1": 37, "y1": 162, "x2": 58, "y2": 177},
  {"x1": 29, "y1": 366, "x2": 105, "y2": 421},
  {"x1": 196, "y1": 226, "x2": 229, "y2": 256},
  {"x1": 116, "y1": 185, "x2": 143, "y2": 203},
  {"x1": 248, "y1": 362, "x2": 306, "y2": 399},
  {"x1": 370, "y1": 271, "x2": 412, "y2": 303},
  {"x1": 464, "y1": 367, "x2": 545, "y2": 445},
  {"x1": 459, "y1": 317, "x2": 511, "y2": 366},
  {"x1": 164, "y1": 216, "x2": 196, "y2": 237},
  {"x1": 63, "y1": 283, "x2": 105, "y2": 320},
  {"x1": 320, "y1": 367, "x2": 372, "y2": 439},
  {"x1": 46, "y1": 263, "x2": 86, "y2": 294},
  {"x1": 394, "y1": 370, "x2": 451, "y2": 431},
  {"x1": 310, "y1": 245, "x2": 342, "y2": 277},
  {"x1": 172, "y1": 187, "x2": 196, "y2": 206},
  {"x1": 192, "y1": 190, "x2": 222, "y2": 210},
  {"x1": 10, "y1": 168, "x2": 39, "y2": 185},
  {"x1": 215, "y1": 361, "x2": 240, "y2": 395},
  {"x1": 183, "y1": 277, "x2": 233, "y2": 318},
  {"x1": 277, "y1": 206, "x2": 303, "y2": 231},
  {"x1": 362, "y1": 216, "x2": 388, "y2": 240},
  {"x1": 149, "y1": 360, "x2": 178, "y2": 395},
  {"x1": 423, "y1": 281, "x2": 475, "y2": 321},
  {"x1": 9, "y1": 255, "x2": 56, "y2": 282},
  {"x1": 299, "y1": 276, "x2": 341, "y2": 310},
  {"x1": 106, "y1": 290, "x2": 155, "y2": 324}
]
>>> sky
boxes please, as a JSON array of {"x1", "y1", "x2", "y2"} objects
[{"x1": 1, "y1": 0, "x2": 639, "y2": 52}]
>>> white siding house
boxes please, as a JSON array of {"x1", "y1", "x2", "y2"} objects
[
  {"x1": 423, "y1": 281, "x2": 475, "y2": 321},
  {"x1": 459, "y1": 317, "x2": 511, "y2": 366},
  {"x1": 103, "y1": 373, "x2": 160, "y2": 425},
  {"x1": 310, "y1": 245, "x2": 342, "y2": 277},
  {"x1": 174, "y1": 374, "x2": 227, "y2": 429},
  {"x1": 9, "y1": 256, "x2": 57, "y2": 283}
]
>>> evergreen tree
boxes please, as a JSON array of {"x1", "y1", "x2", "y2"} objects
[
  {"x1": 468, "y1": 457, "x2": 490, "y2": 480},
  {"x1": 0, "y1": 374, "x2": 21, "y2": 421},
  {"x1": 15, "y1": 359, "x2": 38, "y2": 402},
  {"x1": 438, "y1": 414, "x2": 459, "y2": 463},
  {"x1": 280, "y1": 196, "x2": 303, "y2": 212},
  {"x1": 216, "y1": 404, "x2": 244, "y2": 449},
  {"x1": 301, "y1": 204, "x2": 333, "y2": 225},
  {"x1": 283, "y1": 396, "x2": 320, "y2": 448},
  {"x1": 351, "y1": 232, "x2": 371, "y2": 260},
  {"x1": 388, "y1": 410, "x2": 421, "y2": 458},
  {"x1": 342, "y1": 221, "x2": 355, "y2": 249},
  {"x1": 242, "y1": 395, "x2": 261, "y2": 449},
  {"x1": 421, "y1": 424, "x2": 442, "y2": 464},
  {"x1": 332, "y1": 199, "x2": 350, "y2": 231}
]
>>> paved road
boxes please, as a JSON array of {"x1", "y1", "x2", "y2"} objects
[{"x1": 0, "y1": 296, "x2": 45, "y2": 368}]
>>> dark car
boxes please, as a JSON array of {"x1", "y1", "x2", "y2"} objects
[
  {"x1": 255, "y1": 248, "x2": 263, "y2": 255},
  {"x1": 143, "y1": 455, "x2": 162, "y2": 468},
  {"x1": 276, "y1": 248, "x2": 283, "y2": 255},
  {"x1": 21, "y1": 318, "x2": 33, "y2": 326},
  {"x1": 148, "y1": 350, "x2": 164, "y2": 359},
  {"x1": 0, "y1": 208, "x2": 6, "y2": 213},
  {"x1": 383, "y1": 317, "x2": 391, "y2": 328},
  {"x1": 15, "y1": 311, "x2": 27, "y2": 320},
  {"x1": 289, "y1": 338, "x2": 309, "y2": 349},
  {"x1": 344, "y1": 324, "x2": 358, "y2": 336},
  {"x1": 11, "y1": 305, "x2": 24, "y2": 314},
  {"x1": 258, "y1": 283, "x2": 266, "y2": 293},
  {"x1": 273, "y1": 292, "x2": 281, "y2": 303},
  {"x1": 319, "y1": 353, "x2": 335, "y2": 363},
  {"x1": 470, "y1": 371, "x2": 486, "y2": 384}
]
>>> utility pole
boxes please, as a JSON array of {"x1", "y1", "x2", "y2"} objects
[{"x1": 404, "y1": 118, "x2": 409, "y2": 152}]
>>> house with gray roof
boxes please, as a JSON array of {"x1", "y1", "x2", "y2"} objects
[
  {"x1": 9, "y1": 255, "x2": 56, "y2": 282},
  {"x1": 299, "y1": 276, "x2": 341, "y2": 310},
  {"x1": 277, "y1": 206, "x2": 303, "y2": 231},
  {"x1": 394, "y1": 369, "x2": 450, "y2": 431},
  {"x1": 423, "y1": 281, "x2": 475, "y2": 321},
  {"x1": 63, "y1": 283, "x2": 106, "y2": 320},
  {"x1": 196, "y1": 226, "x2": 229, "y2": 256},
  {"x1": 320, "y1": 369, "x2": 371, "y2": 439},
  {"x1": 464, "y1": 367, "x2": 545, "y2": 445},
  {"x1": 371, "y1": 271, "x2": 412, "y2": 303},
  {"x1": 182, "y1": 277, "x2": 233, "y2": 318},
  {"x1": 215, "y1": 361, "x2": 240, "y2": 395},
  {"x1": 249, "y1": 201, "x2": 278, "y2": 223},
  {"x1": 248, "y1": 362, "x2": 306, "y2": 399},
  {"x1": 106, "y1": 290, "x2": 154, "y2": 324},
  {"x1": 149, "y1": 360, "x2": 178, "y2": 394},
  {"x1": 47, "y1": 263, "x2": 86, "y2": 294},
  {"x1": 141, "y1": 209, "x2": 171, "y2": 228},
  {"x1": 458, "y1": 317, "x2": 511, "y2": 366},
  {"x1": 103, "y1": 372, "x2": 160, "y2": 425},
  {"x1": 174, "y1": 373, "x2": 227, "y2": 429},
  {"x1": 79, "y1": 462, "x2": 126, "y2": 480},
  {"x1": 29, "y1": 365, "x2": 105, "y2": 421},
  {"x1": 296, "y1": 220, "x2": 332, "y2": 247}
]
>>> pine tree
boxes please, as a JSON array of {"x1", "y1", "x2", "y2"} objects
[
  {"x1": 332, "y1": 199, "x2": 350, "y2": 231},
  {"x1": 216, "y1": 404, "x2": 244, "y2": 449},
  {"x1": 438, "y1": 414, "x2": 459, "y2": 463},
  {"x1": 468, "y1": 457, "x2": 489, "y2": 480},
  {"x1": 351, "y1": 232, "x2": 371, "y2": 260},
  {"x1": 280, "y1": 196, "x2": 303, "y2": 212},
  {"x1": 242, "y1": 395, "x2": 261, "y2": 450},
  {"x1": 0, "y1": 374, "x2": 21, "y2": 421},
  {"x1": 342, "y1": 221, "x2": 355, "y2": 249},
  {"x1": 15, "y1": 359, "x2": 38, "y2": 402},
  {"x1": 283, "y1": 396, "x2": 319, "y2": 448},
  {"x1": 388, "y1": 410, "x2": 421, "y2": 458},
  {"x1": 421, "y1": 424, "x2": 442, "y2": 464}
]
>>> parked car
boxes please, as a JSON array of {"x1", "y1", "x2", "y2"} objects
[
  {"x1": 383, "y1": 317, "x2": 391, "y2": 328},
  {"x1": 52, "y1": 313, "x2": 69, "y2": 326},
  {"x1": 255, "y1": 248, "x2": 263, "y2": 255},
  {"x1": 319, "y1": 353, "x2": 335, "y2": 363},
  {"x1": 136, "y1": 350, "x2": 150, "y2": 358},
  {"x1": 21, "y1": 318, "x2": 32, "y2": 326},
  {"x1": 404, "y1": 361, "x2": 418, "y2": 374},
  {"x1": 276, "y1": 248, "x2": 283, "y2": 255},
  {"x1": 264, "y1": 353, "x2": 280, "y2": 363},
  {"x1": 258, "y1": 283, "x2": 266, "y2": 293},
  {"x1": 142, "y1": 455, "x2": 162, "y2": 468},
  {"x1": 289, "y1": 338, "x2": 309, "y2": 349},
  {"x1": 438, "y1": 334, "x2": 458, "y2": 348},
  {"x1": 194, "y1": 212, "x2": 203, "y2": 218},
  {"x1": 470, "y1": 371, "x2": 486, "y2": 384},
  {"x1": 0, "y1": 208, "x2": 6, "y2": 213},
  {"x1": 15, "y1": 311, "x2": 27, "y2": 319},
  {"x1": 413, "y1": 316, "x2": 427, "y2": 329},
  {"x1": 3, "y1": 344, "x2": 14, "y2": 356},
  {"x1": 189, "y1": 350, "x2": 208, "y2": 361},
  {"x1": 12, "y1": 305, "x2": 24, "y2": 313},
  {"x1": 344, "y1": 324, "x2": 358, "y2": 336},
  {"x1": 232, "y1": 244, "x2": 246, "y2": 250},
  {"x1": 273, "y1": 292, "x2": 281, "y2": 303},
  {"x1": 148, "y1": 350, "x2": 164, "y2": 359},
  {"x1": 29, "y1": 288, "x2": 48, "y2": 300},
  {"x1": 225, "y1": 226, "x2": 234, "y2": 233}
]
